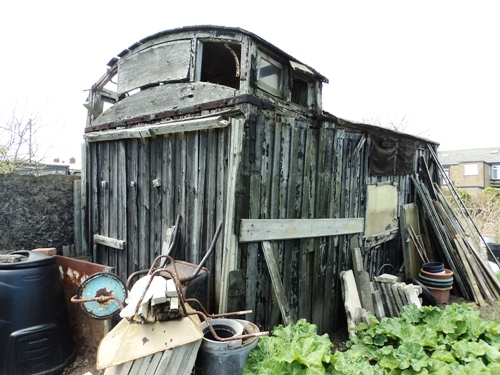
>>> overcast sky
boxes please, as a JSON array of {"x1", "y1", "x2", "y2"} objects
[{"x1": 1, "y1": 0, "x2": 499, "y2": 164}]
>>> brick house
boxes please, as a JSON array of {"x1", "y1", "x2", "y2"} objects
[{"x1": 438, "y1": 147, "x2": 500, "y2": 196}]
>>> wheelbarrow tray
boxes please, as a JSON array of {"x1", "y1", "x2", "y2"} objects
[{"x1": 97, "y1": 305, "x2": 202, "y2": 370}]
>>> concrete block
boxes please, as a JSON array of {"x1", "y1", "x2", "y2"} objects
[
  {"x1": 391, "y1": 283, "x2": 404, "y2": 314},
  {"x1": 340, "y1": 270, "x2": 363, "y2": 336},
  {"x1": 372, "y1": 289, "x2": 386, "y2": 320},
  {"x1": 352, "y1": 248, "x2": 375, "y2": 314},
  {"x1": 395, "y1": 282, "x2": 409, "y2": 306},
  {"x1": 375, "y1": 273, "x2": 399, "y2": 283},
  {"x1": 404, "y1": 284, "x2": 422, "y2": 309},
  {"x1": 379, "y1": 282, "x2": 397, "y2": 317}
]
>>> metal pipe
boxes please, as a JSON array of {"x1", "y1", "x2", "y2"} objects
[{"x1": 191, "y1": 221, "x2": 223, "y2": 279}]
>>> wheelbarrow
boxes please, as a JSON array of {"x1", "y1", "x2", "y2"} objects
[{"x1": 71, "y1": 220, "x2": 267, "y2": 370}]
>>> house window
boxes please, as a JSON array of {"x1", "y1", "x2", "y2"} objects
[
  {"x1": 464, "y1": 163, "x2": 478, "y2": 176},
  {"x1": 197, "y1": 41, "x2": 241, "y2": 89},
  {"x1": 442, "y1": 167, "x2": 450, "y2": 185},
  {"x1": 492, "y1": 165, "x2": 500, "y2": 180},
  {"x1": 256, "y1": 52, "x2": 283, "y2": 97}
]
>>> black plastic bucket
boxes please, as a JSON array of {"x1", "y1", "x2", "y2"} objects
[
  {"x1": 0, "y1": 250, "x2": 75, "y2": 375},
  {"x1": 422, "y1": 262, "x2": 445, "y2": 274}
]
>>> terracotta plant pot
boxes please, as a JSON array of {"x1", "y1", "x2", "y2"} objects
[
  {"x1": 420, "y1": 268, "x2": 454, "y2": 279},
  {"x1": 427, "y1": 286, "x2": 452, "y2": 304}
]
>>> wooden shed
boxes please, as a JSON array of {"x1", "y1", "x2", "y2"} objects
[{"x1": 82, "y1": 25, "x2": 440, "y2": 334}]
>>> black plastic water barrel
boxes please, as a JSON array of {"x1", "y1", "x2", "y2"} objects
[{"x1": 0, "y1": 250, "x2": 75, "y2": 375}]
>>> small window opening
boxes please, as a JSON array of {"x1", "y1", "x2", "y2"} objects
[
  {"x1": 291, "y1": 77, "x2": 308, "y2": 107},
  {"x1": 256, "y1": 52, "x2": 283, "y2": 97},
  {"x1": 200, "y1": 42, "x2": 241, "y2": 89}
]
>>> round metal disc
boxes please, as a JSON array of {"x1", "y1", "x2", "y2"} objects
[{"x1": 77, "y1": 272, "x2": 127, "y2": 320}]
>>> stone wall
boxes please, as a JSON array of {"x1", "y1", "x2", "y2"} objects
[{"x1": 0, "y1": 174, "x2": 79, "y2": 253}]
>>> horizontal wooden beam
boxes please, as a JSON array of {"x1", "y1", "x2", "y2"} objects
[
  {"x1": 93, "y1": 234, "x2": 126, "y2": 250},
  {"x1": 85, "y1": 115, "x2": 230, "y2": 142},
  {"x1": 239, "y1": 218, "x2": 364, "y2": 243}
]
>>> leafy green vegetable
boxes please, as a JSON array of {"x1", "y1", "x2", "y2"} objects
[
  {"x1": 244, "y1": 303, "x2": 500, "y2": 374},
  {"x1": 243, "y1": 319, "x2": 334, "y2": 375}
]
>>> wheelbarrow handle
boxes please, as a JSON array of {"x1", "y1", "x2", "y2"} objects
[{"x1": 192, "y1": 221, "x2": 223, "y2": 279}]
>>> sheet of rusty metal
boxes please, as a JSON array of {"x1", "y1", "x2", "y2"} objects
[{"x1": 55, "y1": 256, "x2": 114, "y2": 353}]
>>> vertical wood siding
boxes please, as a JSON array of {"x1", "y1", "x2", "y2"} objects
[
  {"x1": 86, "y1": 108, "x2": 433, "y2": 335},
  {"x1": 87, "y1": 128, "x2": 229, "y2": 308}
]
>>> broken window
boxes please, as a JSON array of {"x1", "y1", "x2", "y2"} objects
[
  {"x1": 256, "y1": 52, "x2": 283, "y2": 97},
  {"x1": 198, "y1": 42, "x2": 241, "y2": 89},
  {"x1": 291, "y1": 77, "x2": 308, "y2": 107},
  {"x1": 290, "y1": 61, "x2": 313, "y2": 108},
  {"x1": 364, "y1": 183, "x2": 399, "y2": 248}
]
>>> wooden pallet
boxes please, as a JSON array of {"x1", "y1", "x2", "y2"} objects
[{"x1": 104, "y1": 339, "x2": 201, "y2": 375}]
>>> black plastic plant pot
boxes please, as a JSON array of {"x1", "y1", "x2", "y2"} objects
[{"x1": 422, "y1": 262, "x2": 445, "y2": 273}]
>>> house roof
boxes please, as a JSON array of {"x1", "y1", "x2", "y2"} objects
[{"x1": 438, "y1": 147, "x2": 500, "y2": 165}]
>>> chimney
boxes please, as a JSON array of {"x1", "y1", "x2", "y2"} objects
[
  {"x1": 54, "y1": 158, "x2": 60, "y2": 163},
  {"x1": 70, "y1": 157, "x2": 76, "y2": 164}
]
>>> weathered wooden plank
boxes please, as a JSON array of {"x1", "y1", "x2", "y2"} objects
[
  {"x1": 316, "y1": 127, "x2": 334, "y2": 329},
  {"x1": 289, "y1": 123, "x2": 306, "y2": 324},
  {"x1": 90, "y1": 83, "x2": 237, "y2": 127},
  {"x1": 244, "y1": 111, "x2": 265, "y2": 325},
  {"x1": 161, "y1": 134, "x2": 175, "y2": 258},
  {"x1": 103, "y1": 340, "x2": 201, "y2": 375},
  {"x1": 80, "y1": 143, "x2": 89, "y2": 256},
  {"x1": 94, "y1": 234, "x2": 126, "y2": 250},
  {"x1": 262, "y1": 241, "x2": 293, "y2": 325},
  {"x1": 117, "y1": 40, "x2": 191, "y2": 95},
  {"x1": 185, "y1": 131, "x2": 200, "y2": 263},
  {"x1": 74, "y1": 180, "x2": 82, "y2": 256},
  {"x1": 90, "y1": 143, "x2": 99, "y2": 263},
  {"x1": 117, "y1": 141, "x2": 128, "y2": 281},
  {"x1": 202, "y1": 128, "x2": 218, "y2": 312},
  {"x1": 213, "y1": 127, "x2": 228, "y2": 308},
  {"x1": 138, "y1": 139, "x2": 151, "y2": 270},
  {"x1": 127, "y1": 140, "x2": 139, "y2": 275},
  {"x1": 239, "y1": 218, "x2": 364, "y2": 242},
  {"x1": 109, "y1": 141, "x2": 118, "y2": 274},
  {"x1": 262, "y1": 114, "x2": 281, "y2": 329},
  {"x1": 218, "y1": 117, "x2": 245, "y2": 313},
  {"x1": 86, "y1": 116, "x2": 230, "y2": 142},
  {"x1": 149, "y1": 137, "x2": 162, "y2": 263},
  {"x1": 100, "y1": 143, "x2": 111, "y2": 266},
  {"x1": 454, "y1": 237, "x2": 485, "y2": 306},
  {"x1": 163, "y1": 339, "x2": 201, "y2": 375},
  {"x1": 401, "y1": 203, "x2": 424, "y2": 279}
]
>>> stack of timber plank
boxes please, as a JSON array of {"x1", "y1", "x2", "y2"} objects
[
  {"x1": 411, "y1": 172, "x2": 500, "y2": 306},
  {"x1": 340, "y1": 248, "x2": 422, "y2": 335}
]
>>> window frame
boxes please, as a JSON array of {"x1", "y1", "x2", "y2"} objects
[
  {"x1": 256, "y1": 51, "x2": 284, "y2": 98},
  {"x1": 492, "y1": 164, "x2": 500, "y2": 180}
]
